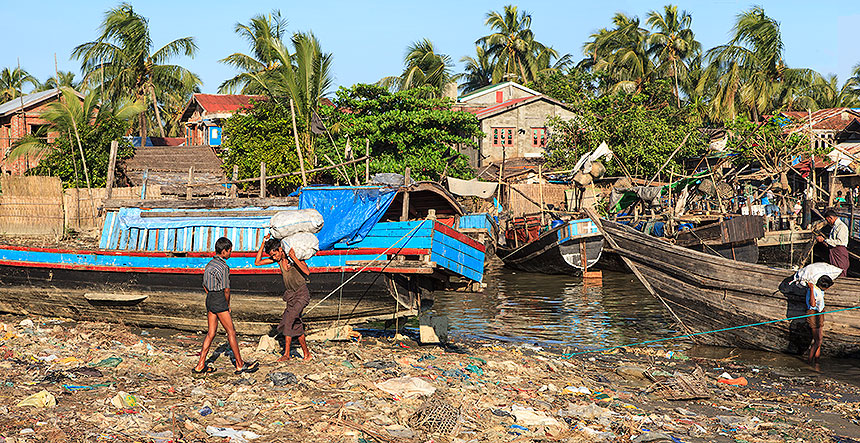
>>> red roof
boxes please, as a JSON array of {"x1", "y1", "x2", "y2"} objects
[
  {"x1": 781, "y1": 108, "x2": 860, "y2": 132},
  {"x1": 194, "y1": 94, "x2": 265, "y2": 114}
]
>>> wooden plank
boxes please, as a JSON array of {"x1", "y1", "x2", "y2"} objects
[
  {"x1": 139, "y1": 210, "x2": 282, "y2": 218},
  {"x1": 84, "y1": 292, "x2": 148, "y2": 302}
]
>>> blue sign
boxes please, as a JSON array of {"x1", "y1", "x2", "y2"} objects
[{"x1": 208, "y1": 126, "x2": 222, "y2": 146}]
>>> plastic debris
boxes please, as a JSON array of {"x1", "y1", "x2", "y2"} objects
[
  {"x1": 375, "y1": 376, "x2": 436, "y2": 399},
  {"x1": 16, "y1": 390, "x2": 57, "y2": 408}
]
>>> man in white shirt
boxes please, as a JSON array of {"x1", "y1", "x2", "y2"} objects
[{"x1": 816, "y1": 209, "x2": 850, "y2": 277}]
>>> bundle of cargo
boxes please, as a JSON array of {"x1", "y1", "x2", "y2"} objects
[{"x1": 268, "y1": 209, "x2": 324, "y2": 260}]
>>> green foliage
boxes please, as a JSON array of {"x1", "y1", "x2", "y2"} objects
[
  {"x1": 28, "y1": 116, "x2": 134, "y2": 188},
  {"x1": 542, "y1": 80, "x2": 706, "y2": 178},
  {"x1": 723, "y1": 115, "x2": 813, "y2": 174},
  {"x1": 221, "y1": 99, "x2": 306, "y2": 194},
  {"x1": 319, "y1": 84, "x2": 482, "y2": 182}
]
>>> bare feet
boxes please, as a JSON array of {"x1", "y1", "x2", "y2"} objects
[
  {"x1": 277, "y1": 354, "x2": 291, "y2": 362},
  {"x1": 303, "y1": 353, "x2": 313, "y2": 361}
]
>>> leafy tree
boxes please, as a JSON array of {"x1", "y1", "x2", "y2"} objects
[
  {"x1": 380, "y1": 39, "x2": 458, "y2": 97},
  {"x1": 12, "y1": 87, "x2": 141, "y2": 188},
  {"x1": 35, "y1": 71, "x2": 80, "y2": 92},
  {"x1": 543, "y1": 80, "x2": 705, "y2": 179},
  {"x1": 0, "y1": 67, "x2": 36, "y2": 102},
  {"x1": 72, "y1": 3, "x2": 201, "y2": 139},
  {"x1": 220, "y1": 99, "x2": 304, "y2": 193},
  {"x1": 646, "y1": 5, "x2": 701, "y2": 106},
  {"x1": 318, "y1": 84, "x2": 481, "y2": 182},
  {"x1": 218, "y1": 10, "x2": 288, "y2": 94},
  {"x1": 477, "y1": 5, "x2": 558, "y2": 84},
  {"x1": 459, "y1": 44, "x2": 493, "y2": 94}
]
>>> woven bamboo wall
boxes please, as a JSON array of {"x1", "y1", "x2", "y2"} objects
[
  {"x1": 63, "y1": 186, "x2": 162, "y2": 232},
  {"x1": 509, "y1": 183, "x2": 570, "y2": 217},
  {"x1": 0, "y1": 176, "x2": 64, "y2": 236}
]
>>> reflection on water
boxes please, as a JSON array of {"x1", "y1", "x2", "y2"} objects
[{"x1": 431, "y1": 264, "x2": 860, "y2": 385}]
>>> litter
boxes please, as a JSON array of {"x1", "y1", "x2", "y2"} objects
[
  {"x1": 205, "y1": 426, "x2": 261, "y2": 443},
  {"x1": 16, "y1": 390, "x2": 57, "y2": 408},
  {"x1": 375, "y1": 376, "x2": 436, "y2": 399}
]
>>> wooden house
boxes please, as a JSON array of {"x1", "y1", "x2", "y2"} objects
[{"x1": 178, "y1": 93, "x2": 264, "y2": 147}]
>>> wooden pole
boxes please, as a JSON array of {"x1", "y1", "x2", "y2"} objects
[
  {"x1": 186, "y1": 156, "x2": 370, "y2": 187},
  {"x1": 538, "y1": 164, "x2": 545, "y2": 225},
  {"x1": 289, "y1": 99, "x2": 308, "y2": 187},
  {"x1": 260, "y1": 162, "x2": 266, "y2": 198},
  {"x1": 808, "y1": 109, "x2": 817, "y2": 203},
  {"x1": 105, "y1": 140, "x2": 119, "y2": 201},
  {"x1": 230, "y1": 165, "x2": 238, "y2": 198},
  {"x1": 141, "y1": 168, "x2": 148, "y2": 200},
  {"x1": 186, "y1": 166, "x2": 194, "y2": 200},
  {"x1": 365, "y1": 139, "x2": 370, "y2": 184},
  {"x1": 401, "y1": 167, "x2": 411, "y2": 222}
]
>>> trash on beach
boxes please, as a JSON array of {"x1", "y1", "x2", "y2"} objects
[
  {"x1": 16, "y1": 390, "x2": 56, "y2": 408},
  {"x1": 375, "y1": 376, "x2": 436, "y2": 399},
  {"x1": 205, "y1": 426, "x2": 261, "y2": 443}
]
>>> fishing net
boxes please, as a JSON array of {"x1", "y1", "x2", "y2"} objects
[{"x1": 409, "y1": 396, "x2": 461, "y2": 435}]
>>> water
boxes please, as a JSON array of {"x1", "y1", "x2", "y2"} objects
[{"x1": 431, "y1": 265, "x2": 860, "y2": 385}]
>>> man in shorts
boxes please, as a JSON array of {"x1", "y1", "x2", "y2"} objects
[{"x1": 806, "y1": 275, "x2": 832, "y2": 365}]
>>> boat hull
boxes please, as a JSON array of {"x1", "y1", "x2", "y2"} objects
[
  {"x1": 602, "y1": 221, "x2": 860, "y2": 357},
  {"x1": 498, "y1": 220, "x2": 604, "y2": 276}
]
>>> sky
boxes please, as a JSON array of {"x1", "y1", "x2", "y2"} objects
[{"x1": 2, "y1": 0, "x2": 859, "y2": 96}]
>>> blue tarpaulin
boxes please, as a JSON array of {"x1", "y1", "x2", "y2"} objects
[{"x1": 295, "y1": 186, "x2": 398, "y2": 250}]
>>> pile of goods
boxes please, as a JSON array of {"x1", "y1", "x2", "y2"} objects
[{"x1": 268, "y1": 209, "x2": 324, "y2": 260}]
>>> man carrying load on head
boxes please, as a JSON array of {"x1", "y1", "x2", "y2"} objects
[{"x1": 816, "y1": 209, "x2": 850, "y2": 277}]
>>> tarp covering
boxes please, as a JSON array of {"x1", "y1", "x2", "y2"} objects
[
  {"x1": 295, "y1": 186, "x2": 398, "y2": 250},
  {"x1": 447, "y1": 177, "x2": 498, "y2": 199}
]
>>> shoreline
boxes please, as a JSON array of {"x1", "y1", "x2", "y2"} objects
[{"x1": 1, "y1": 314, "x2": 859, "y2": 442}]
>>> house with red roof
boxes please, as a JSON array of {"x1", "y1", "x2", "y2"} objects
[
  {"x1": 178, "y1": 93, "x2": 265, "y2": 147},
  {"x1": 453, "y1": 82, "x2": 576, "y2": 168}
]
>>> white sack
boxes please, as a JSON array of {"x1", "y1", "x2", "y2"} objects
[
  {"x1": 374, "y1": 376, "x2": 436, "y2": 399},
  {"x1": 794, "y1": 262, "x2": 843, "y2": 285},
  {"x1": 268, "y1": 209, "x2": 323, "y2": 239},
  {"x1": 280, "y1": 232, "x2": 319, "y2": 261}
]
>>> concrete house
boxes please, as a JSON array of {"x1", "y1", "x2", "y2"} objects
[
  {"x1": 453, "y1": 82, "x2": 576, "y2": 168},
  {"x1": 0, "y1": 88, "x2": 84, "y2": 175},
  {"x1": 179, "y1": 93, "x2": 264, "y2": 147}
]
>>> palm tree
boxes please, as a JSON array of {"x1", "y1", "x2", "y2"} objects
[
  {"x1": 219, "y1": 10, "x2": 288, "y2": 94},
  {"x1": 794, "y1": 73, "x2": 860, "y2": 110},
  {"x1": 705, "y1": 7, "x2": 814, "y2": 122},
  {"x1": 72, "y1": 3, "x2": 201, "y2": 140},
  {"x1": 380, "y1": 39, "x2": 458, "y2": 97},
  {"x1": 0, "y1": 67, "x2": 36, "y2": 102},
  {"x1": 35, "y1": 71, "x2": 80, "y2": 92},
  {"x1": 646, "y1": 5, "x2": 701, "y2": 106},
  {"x1": 245, "y1": 31, "x2": 333, "y2": 165},
  {"x1": 584, "y1": 13, "x2": 654, "y2": 93},
  {"x1": 478, "y1": 5, "x2": 556, "y2": 84},
  {"x1": 460, "y1": 44, "x2": 493, "y2": 94}
]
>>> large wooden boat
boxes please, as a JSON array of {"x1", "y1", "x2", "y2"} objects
[
  {"x1": 0, "y1": 187, "x2": 485, "y2": 334},
  {"x1": 598, "y1": 219, "x2": 860, "y2": 357},
  {"x1": 496, "y1": 218, "x2": 603, "y2": 275}
]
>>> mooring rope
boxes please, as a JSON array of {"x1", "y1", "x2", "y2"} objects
[
  {"x1": 560, "y1": 305, "x2": 860, "y2": 358},
  {"x1": 305, "y1": 219, "x2": 427, "y2": 314}
]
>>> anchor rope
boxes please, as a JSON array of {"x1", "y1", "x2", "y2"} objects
[{"x1": 560, "y1": 305, "x2": 860, "y2": 358}]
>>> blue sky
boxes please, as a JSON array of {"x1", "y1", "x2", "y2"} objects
[{"x1": 2, "y1": 0, "x2": 858, "y2": 95}]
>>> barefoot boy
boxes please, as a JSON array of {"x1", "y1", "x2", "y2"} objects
[
  {"x1": 193, "y1": 237, "x2": 256, "y2": 375},
  {"x1": 255, "y1": 235, "x2": 312, "y2": 361},
  {"x1": 806, "y1": 275, "x2": 832, "y2": 364}
]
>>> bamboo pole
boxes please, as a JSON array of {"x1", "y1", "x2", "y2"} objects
[
  {"x1": 187, "y1": 156, "x2": 369, "y2": 187},
  {"x1": 400, "y1": 167, "x2": 411, "y2": 222},
  {"x1": 538, "y1": 164, "x2": 545, "y2": 225},
  {"x1": 259, "y1": 162, "x2": 266, "y2": 198},
  {"x1": 105, "y1": 140, "x2": 119, "y2": 201},
  {"x1": 365, "y1": 139, "x2": 370, "y2": 184},
  {"x1": 289, "y1": 99, "x2": 308, "y2": 187},
  {"x1": 230, "y1": 165, "x2": 238, "y2": 198},
  {"x1": 186, "y1": 167, "x2": 194, "y2": 200}
]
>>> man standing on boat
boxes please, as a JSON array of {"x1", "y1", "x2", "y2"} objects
[
  {"x1": 255, "y1": 235, "x2": 312, "y2": 362},
  {"x1": 816, "y1": 209, "x2": 850, "y2": 277}
]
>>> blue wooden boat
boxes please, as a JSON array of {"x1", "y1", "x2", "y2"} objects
[
  {"x1": 496, "y1": 218, "x2": 603, "y2": 275},
  {"x1": 0, "y1": 186, "x2": 484, "y2": 334}
]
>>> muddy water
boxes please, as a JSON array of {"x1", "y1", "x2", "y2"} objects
[{"x1": 431, "y1": 265, "x2": 860, "y2": 385}]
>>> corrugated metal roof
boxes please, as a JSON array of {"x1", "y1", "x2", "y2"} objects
[
  {"x1": 781, "y1": 108, "x2": 860, "y2": 132},
  {"x1": 180, "y1": 93, "x2": 266, "y2": 122},
  {"x1": 0, "y1": 88, "x2": 83, "y2": 117},
  {"x1": 457, "y1": 81, "x2": 540, "y2": 102}
]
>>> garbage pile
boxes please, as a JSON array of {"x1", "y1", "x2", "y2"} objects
[{"x1": 0, "y1": 315, "x2": 858, "y2": 442}]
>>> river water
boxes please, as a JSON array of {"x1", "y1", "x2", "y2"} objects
[{"x1": 430, "y1": 264, "x2": 860, "y2": 385}]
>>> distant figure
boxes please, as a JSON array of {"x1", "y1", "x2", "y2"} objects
[
  {"x1": 806, "y1": 275, "x2": 833, "y2": 365},
  {"x1": 255, "y1": 235, "x2": 312, "y2": 362},
  {"x1": 835, "y1": 191, "x2": 846, "y2": 206},
  {"x1": 816, "y1": 209, "x2": 850, "y2": 277},
  {"x1": 193, "y1": 237, "x2": 257, "y2": 375}
]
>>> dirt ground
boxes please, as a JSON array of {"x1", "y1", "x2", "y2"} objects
[{"x1": 0, "y1": 315, "x2": 858, "y2": 443}]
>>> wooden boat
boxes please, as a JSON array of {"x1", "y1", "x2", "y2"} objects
[
  {"x1": 496, "y1": 218, "x2": 603, "y2": 275},
  {"x1": 757, "y1": 229, "x2": 814, "y2": 267},
  {"x1": 597, "y1": 218, "x2": 860, "y2": 357},
  {"x1": 0, "y1": 188, "x2": 485, "y2": 335},
  {"x1": 674, "y1": 215, "x2": 764, "y2": 263}
]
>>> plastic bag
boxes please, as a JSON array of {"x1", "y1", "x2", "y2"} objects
[
  {"x1": 280, "y1": 232, "x2": 319, "y2": 260},
  {"x1": 268, "y1": 209, "x2": 323, "y2": 239}
]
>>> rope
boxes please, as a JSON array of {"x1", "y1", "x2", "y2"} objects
[
  {"x1": 560, "y1": 305, "x2": 860, "y2": 358},
  {"x1": 304, "y1": 219, "x2": 427, "y2": 314}
]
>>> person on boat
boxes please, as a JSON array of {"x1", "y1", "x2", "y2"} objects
[
  {"x1": 256, "y1": 235, "x2": 312, "y2": 362},
  {"x1": 806, "y1": 275, "x2": 832, "y2": 364},
  {"x1": 816, "y1": 209, "x2": 850, "y2": 277},
  {"x1": 193, "y1": 237, "x2": 258, "y2": 375}
]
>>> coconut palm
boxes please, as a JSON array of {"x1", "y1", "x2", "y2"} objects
[
  {"x1": 380, "y1": 39, "x2": 457, "y2": 97},
  {"x1": 0, "y1": 67, "x2": 36, "y2": 102},
  {"x1": 584, "y1": 13, "x2": 654, "y2": 94},
  {"x1": 705, "y1": 7, "x2": 815, "y2": 122},
  {"x1": 459, "y1": 44, "x2": 493, "y2": 94},
  {"x1": 72, "y1": 3, "x2": 201, "y2": 140},
  {"x1": 646, "y1": 5, "x2": 701, "y2": 106},
  {"x1": 219, "y1": 10, "x2": 288, "y2": 94},
  {"x1": 245, "y1": 31, "x2": 333, "y2": 165},
  {"x1": 477, "y1": 5, "x2": 556, "y2": 84},
  {"x1": 35, "y1": 71, "x2": 80, "y2": 92},
  {"x1": 794, "y1": 73, "x2": 860, "y2": 110}
]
